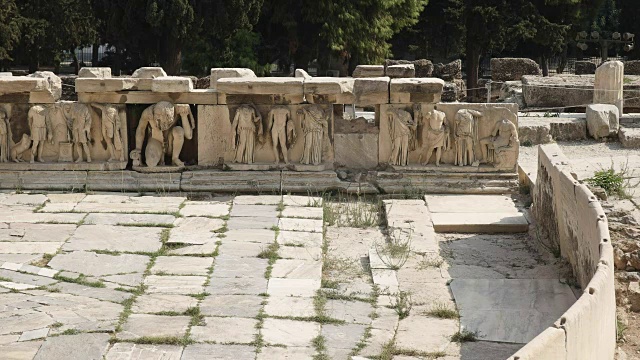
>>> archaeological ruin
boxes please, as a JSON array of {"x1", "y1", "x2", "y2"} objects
[{"x1": 0, "y1": 61, "x2": 633, "y2": 360}]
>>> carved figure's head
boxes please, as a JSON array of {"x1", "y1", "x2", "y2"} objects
[
  {"x1": 175, "y1": 104, "x2": 195, "y2": 140},
  {"x1": 153, "y1": 101, "x2": 175, "y2": 131}
]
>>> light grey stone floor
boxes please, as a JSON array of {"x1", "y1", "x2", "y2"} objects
[{"x1": 0, "y1": 191, "x2": 575, "y2": 360}]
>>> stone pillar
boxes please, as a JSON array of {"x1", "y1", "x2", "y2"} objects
[{"x1": 594, "y1": 60, "x2": 624, "y2": 114}]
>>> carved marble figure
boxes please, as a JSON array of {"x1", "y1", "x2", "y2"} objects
[
  {"x1": 131, "y1": 101, "x2": 195, "y2": 167},
  {"x1": 0, "y1": 108, "x2": 9, "y2": 162},
  {"x1": 28, "y1": 105, "x2": 52, "y2": 163},
  {"x1": 480, "y1": 118, "x2": 519, "y2": 168},
  {"x1": 298, "y1": 105, "x2": 329, "y2": 165},
  {"x1": 268, "y1": 106, "x2": 295, "y2": 164},
  {"x1": 11, "y1": 134, "x2": 30, "y2": 162},
  {"x1": 231, "y1": 105, "x2": 263, "y2": 164},
  {"x1": 420, "y1": 108, "x2": 449, "y2": 166},
  {"x1": 387, "y1": 108, "x2": 417, "y2": 166},
  {"x1": 91, "y1": 104, "x2": 124, "y2": 162},
  {"x1": 453, "y1": 109, "x2": 482, "y2": 166},
  {"x1": 69, "y1": 104, "x2": 92, "y2": 163}
]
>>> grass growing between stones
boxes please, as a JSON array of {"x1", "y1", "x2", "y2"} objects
[
  {"x1": 322, "y1": 194, "x2": 381, "y2": 228},
  {"x1": 117, "y1": 223, "x2": 175, "y2": 228},
  {"x1": 587, "y1": 159, "x2": 640, "y2": 199},
  {"x1": 451, "y1": 330, "x2": 478, "y2": 343},
  {"x1": 29, "y1": 253, "x2": 55, "y2": 267},
  {"x1": 375, "y1": 339, "x2": 447, "y2": 360},
  {"x1": 389, "y1": 291, "x2": 413, "y2": 320},
  {"x1": 53, "y1": 273, "x2": 106, "y2": 288},
  {"x1": 424, "y1": 302, "x2": 459, "y2": 319},
  {"x1": 115, "y1": 336, "x2": 195, "y2": 346},
  {"x1": 311, "y1": 335, "x2": 330, "y2": 360}
]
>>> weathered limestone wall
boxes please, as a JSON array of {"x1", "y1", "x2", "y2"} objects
[{"x1": 510, "y1": 143, "x2": 615, "y2": 360}]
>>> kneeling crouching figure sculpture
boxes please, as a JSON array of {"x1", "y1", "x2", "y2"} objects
[{"x1": 130, "y1": 101, "x2": 195, "y2": 167}]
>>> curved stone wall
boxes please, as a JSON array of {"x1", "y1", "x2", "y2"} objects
[{"x1": 508, "y1": 143, "x2": 615, "y2": 360}]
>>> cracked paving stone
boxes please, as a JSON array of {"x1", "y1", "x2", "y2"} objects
[
  {"x1": 33, "y1": 333, "x2": 110, "y2": 360},
  {"x1": 181, "y1": 344, "x2": 256, "y2": 360},
  {"x1": 230, "y1": 204, "x2": 278, "y2": 218},
  {"x1": 278, "y1": 218, "x2": 323, "y2": 233},
  {"x1": 119, "y1": 314, "x2": 190, "y2": 340},
  {"x1": 0, "y1": 340, "x2": 43, "y2": 360},
  {"x1": 325, "y1": 299, "x2": 374, "y2": 325},
  {"x1": 199, "y1": 295, "x2": 263, "y2": 318},
  {"x1": 144, "y1": 275, "x2": 206, "y2": 294},
  {"x1": 205, "y1": 277, "x2": 267, "y2": 295},
  {"x1": 263, "y1": 296, "x2": 315, "y2": 318},
  {"x1": 256, "y1": 346, "x2": 315, "y2": 359},
  {"x1": 226, "y1": 216, "x2": 278, "y2": 230},
  {"x1": 48, "y1": 251, "x2": 149, "y2": 277},
  {"x1": 190, "y1": 317, "x2": 258, "y2": 343},
  {"x1": 63, "y1": 225, "x2": 163, "y2": 253},
  {"x1": 222, "y1": 229, "x2": 275, "y2": 244},
  {"x1": 105, "y1": 343, "x2": 183, "y2": 360},
  {"x1": 261, "y1": 318, "x2": 320, "y2": 347},
  {"x1": 179, "y1": 202, "x2": 230, "y2": 218},
  {"x1": 83, "y1": 213, "x2": 175, "y2": 226},
  {"x1": 131, "y1": 294, "x2": 199, "y2": 314},
  {"x1": 151, "y1": 256, "x2": 213, "y2": 276}
]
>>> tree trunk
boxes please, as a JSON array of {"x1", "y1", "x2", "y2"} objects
[
  {"x1": 465, "y1": 14, "x2": 480, "y2": 102},
  {"x1": 114, "y1": 46, "x2": 122, "y2": 76},
  {"x1": 28, "y1": 49, "x2": 39, "y2": 74},
  {"x1": 162, "y1": 36, "x2": 183, "y2": 75},
  {"x1": 557, "y1": 46, "x2": 568, "y2": 74},
  {"x1": 541, "y1": 54, "x2": 549, "y2": 77},
  {"x1": 72, "y1": 49, "x2": 80, "y2": 75},
  {"x1": 92, "y1": 43, "x2": 100, "y2": 66}
]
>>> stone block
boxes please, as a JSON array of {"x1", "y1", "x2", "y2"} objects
[
  {"x1": 433, "y1": 59, "x2": 462, "y2": 80},
  {"x1": 210, "y1": 68, "x2": 256, "y2": 90},
  {"x1": 78, "y1": 67, "x2": 112, "y2": 78},
  {"x1": 303, "y1": 77, "x2": 355, "y2": 104},
  {"x1": 354, "y1": 77, "x2": 389, "y2": 106},
  {"x1": 132, "y1": 67, "x2": 167, "y2": 78},
  {"x1": 522, "y1": 75, "x2": 593, "y2": 108},
  {"x1": 549, "y1": 117, "x2": 587, "y2": 141},
  {"x1": 491, "y1": 58, "x2": 541, "y2": 82},
  {"x1": 626, "y1": 60, "x2": 640, "y2": 75},
  {"x1": 151, "y1": 76, "x2": 193, "y2": 92},
  {"x1": 619, "y1": 127, "x2": 640, "y2": 148},
  {"x1": 517, "y1": 118, "x2": 552, "y2": 145},
  {"x1": 595, "y1": 61, "x2": 624, "y2": 114},
  {"x1": 334, "y1": 133, "x2": 379, "y2": 169},
  {"x1": 387, "y1": 59, "x2": 434, "y2": 77},
  {"x1": 389, "y1": 78, "x2": 444, "y2": 104},
  {"x1": 386, "y1": 64, "x2": 415, "y2": 78},
  {"x1": 575, "y1": 61, "x2": 596, "y2": 75},
  {"x1": 216, "y1": 77, "x2": 303, "y2": 95},
  {"x1": 75, "y1": 78, "x2": 141, "y2": 92},
  {"x1": 193, "y1": 106, "x2": 224, "y2": 166},
  {"x1": 431, "y1": 212, "x2": 529, "y2": 233},
  {"x1": 294, "y1": 68, "x2": 312, "y2": 79},
  {"x1": 0, "y1": 77, "x2": 50, "y2": 93},
  {"x1": 78, "y1": 89, "x2": 217, "y2": 104},
  {"x1": 28, "y1": 71, "x2": 62, "y2": 100},
  {"x1": 586, "y1": 104, "x2": 619, "y2": 139},
  {"x1": 353, "y1": 65, "x2": 385, "y2": 78},
  {"x1": 34, "y1": 334, "x2": 110, "y2": 360}
]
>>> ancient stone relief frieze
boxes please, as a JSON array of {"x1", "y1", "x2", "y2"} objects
[
  {"x1": 215, "y1": 103, "x2": 333, "y2": 171},
  {"x1": 130, "y1": 101, "x2": 196, "y2": 170},
  {"x1": 0, "y1": 102, "x2": 128, "y2": 170},
  {"x1": 379, "y1": 103, "x2": 519, "y2": 171}
]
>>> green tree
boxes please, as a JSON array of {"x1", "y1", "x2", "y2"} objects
[
  {"x1": 618, "y1": 0, "x2": 640, "y2": 59},
  {"x1": 0, "y1": 0, "x2": 20, "y2": 67}
]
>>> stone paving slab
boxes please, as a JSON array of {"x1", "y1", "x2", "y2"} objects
[
  {"x1": 167, "y1": 241, "x2": 217, "y2": 255},
  {"x1": 262, "y1": 318, "x2": 320, "y2": 347},
  {"x1": 33, "y1": 333, "x2": 110, "y2": 360},
  {"x1": 180, "y1": 201, "x2": 229, "y2": 218},
  {"x1": 233, "y1": 195, "x2": 282, "y2": 205},
  {"x1": 276, "y1": 231, "x2": 322, "y2": 247},
  {"x1": 199, "y1": 295, "x2": 263, "y2": 318},
  {"x1": 230, "y1": 204, "x2": 278, "y2": 217},
  {"x1": 119, "y1": 314, "x2": 190, "y2": 340},
  {"x1": 267, "y1": 278, "x2": 320, "y2": 297},
  {"x1": 181, "y1": 344, "x2": 255, "y2": 360},
  {"x1": 144, "y1": 275, "x2": 206, "y2": 294},
  {"x1": 264, "y1": 296, "x2": 315, "y2": 317},
  {"x1": 281, "y1": 206, "x2": 323, "y2": 219},
  {"x1": 217, "y1": 241, "x2": 265, "y2": 258},
  {"x1": 227, "y1": 216, "x2": 278, "y2": 230},
  {"x1": 0, "y1": 254, "x2": 43, "y2": 264},
  {"x1": 0, "y1": 242, "x2": 63, "y2": 254},
  {"x1": 132, "y1": 294, "x2": 199, "y2": 314},
  {"x1": 0, "y1": 194, "x2": 48, "y2": 206},
  {"x1": 48, "y1": 251, "x2": 149, "y2": 276},
  {"x1": 105, "y1": 343, "x2": 183, "y2": 360},
  {"x1": 278, "y1": 218, "x2": 323, "y2": 233},
  {"x1": 278, "y1": 246, "x2": 322, "y2": 261},
  {"x1": 3, "y1": 223, "x2": 76, "y2": 242},
  {"x1": 271, "y1": 259, "x2": 322, "y2": 279},
  {"x1": 83, "y1": 213, "x2": 175, "y2": 226},
  {"x1": 151, "y1": 256, "x2": 212, "y2": 275},
  {"x1": 206, "y1": 277, "x2": 267, "y2": 295},
  {"x1": 430, "y1": 212, "x2": 529, "y2": 233},
  {"x1": 223, "y1": 229, "x2": 275, "y2": 244},
  {"x1": 256, "y1": 346, "x2": 316, "y2": 359},
  {"x1": 211, "y1": 256, "x2": 267, "y2": 278},
  {"x1": 0, "y1": 340, "x2": 43, "y2": 360},
  {"x1": 54, "y1": 282, "x2": 132, "y2": 303},
  {"x1": 394, "y1": 316, "x2": 458, "y2": 353},
  {"x1": 424, "y1": 195, "x2": 522, "y2": 213},
  {"x1": 63, "y1": 225, "x2": 163, "y2": 253},
  {"x1": 0, "y1": 269, "x2": 58, "y2": 286},
  {"x1": 450, "y1": 278, "x2": 576, "y2": 343},
  {"x1": 191, "y1": 317, "x2": 258, "y2": 343},
  {"x1": 169, "y1": 217, "x2": 223, "y2": 244},
  {"x1": 281, "y1": 195, "x2": 322, "y2": 207},
  {"x1": 322, "y1": 323, "x2": 367, "y2": 350},
  {"x1": 0, "y1": 311, "x2": 55, "y2": 335},
  {"x1": 102, "y1": 273, "x2": 145, "y2": 287},
  {"x1": 325, "y1": 299, "x2": 374, "y2": 325}
]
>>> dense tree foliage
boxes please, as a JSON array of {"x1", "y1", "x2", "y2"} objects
[{"x1": 1, "y1": 0, "x2": 635, "y2": 77}]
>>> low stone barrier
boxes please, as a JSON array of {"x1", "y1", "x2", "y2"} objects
[{"x1": 508, "y1": 143, "x2": 615, "y2": 359}]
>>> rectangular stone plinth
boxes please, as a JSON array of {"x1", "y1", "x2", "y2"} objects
[
  {"x1": 78, "y1": 67, "x2": 112, "y2": 78},
  {"x1": 151, "y1": 77, "x2": 193, "y2": 92},
  {"x1": 75, "y1": 78, "x2": 142, "y2": 92},
  {"x1": 354, "y1": 77, "x2": 389, "y2": 106},
  {"x1": 425, "y1": 194, "x2": 528, "y2": 233},
  {"x1": 0, "y1": 78, "x2": 50, "y2": 93},
  {"x1": 181, "y1": 170, "x2": 280, "y2": 193},
  {"x1": 217, "y1": 77, "x2": 304, "y2": 95},
  {"x1": 304, "y1": 78, "x2": 355, "y2": 104},
  {"x1": 390, "y1": 78, "x2": 444, "y2": 104},
  {"x1": 210, "y1": 68, "x2": 256, "y2": 90},
  {"x1": 78, "y1": 90, "x2": 217, "y2": 105},
  {"x1": 353, "y1": 65, "x2": 385, "y2": 78}
]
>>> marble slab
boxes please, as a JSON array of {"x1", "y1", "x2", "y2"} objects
[{"x1": 450, "y1": 278, "x2": 577, "y2": 343}]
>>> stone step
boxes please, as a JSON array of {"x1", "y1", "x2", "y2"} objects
[
  {"x1": 619, "y1": 127, "x2": 640, "y2": 148},
  {"x1": 518, "y1": 116, "x2": 587, "y2": 145},
  {"x1": 425, "y1": 194, "x2": 529, "y2": 233}
]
